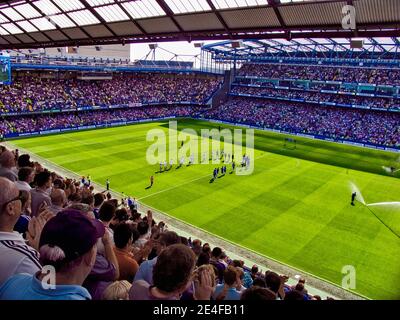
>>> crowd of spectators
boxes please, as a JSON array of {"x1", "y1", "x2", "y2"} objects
[
  {"x1": 0, "y1": 73, "x2": 222, "y2": 113},
  {"x1": 205, "y1": 97, "x2": 400, "y2": 148},
  {"x1": 237, "y1": 63, "x2": 400, "y2": 86},
  {"x1": 0, "y1": 146, "x2": 324, "y2": 300},
  {"x1": 231, "y1": 86, "x2": 400, "y2": 110},
  {"x1": 1, "y1": 98, "x2": 399, "y2": 148},
  {"x1": 0, "y1": 106, "x2": 203, "y2": 136},
  {"x1": 234, "y1": 78, "x2": 398, "y2": 97}
]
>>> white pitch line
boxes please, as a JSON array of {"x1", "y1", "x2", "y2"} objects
[{"x1": 138, "y1": 173, "x2": 211, "y2": 200}]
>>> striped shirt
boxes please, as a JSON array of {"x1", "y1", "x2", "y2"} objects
[{"x1": 0, "y1": 232, "x2": 41, "y2": 286}]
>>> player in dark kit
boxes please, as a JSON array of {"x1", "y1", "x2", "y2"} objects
[
  {"x1": 106, "y1": 179, "x2": 110, "y2": 191},
  {"x1": 150, "y1": 176, "x2": 154, "y2": 187},
  {"x1": 351, "y1": 192, "x2": 357, "y2": 206}
]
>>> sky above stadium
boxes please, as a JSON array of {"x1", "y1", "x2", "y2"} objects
[{"x1": 130, "y1": 41, "x2": 219, "y2": 62}]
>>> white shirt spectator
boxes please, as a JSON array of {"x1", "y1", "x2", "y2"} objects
[
  {"x1": 134, "y1": 229, "x2": 151, "y2": 249},
  {"x1": 0, "y1": 231, "x2": 41, "y2": 285},
  {"x1": 134, "y1": 236, "x2": 148, "y2": 249}
]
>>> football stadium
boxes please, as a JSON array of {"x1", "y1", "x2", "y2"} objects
[{"x1": 0, "y1": 0, "x2": 399, "y2": 304}]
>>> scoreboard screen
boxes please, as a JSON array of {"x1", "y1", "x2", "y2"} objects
[{"x1": 0, "y1": 55, "x2": 11, "y2": 85}]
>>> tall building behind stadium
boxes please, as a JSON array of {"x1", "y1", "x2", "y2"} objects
[{"x1": 0, "y1": 0, "x2": 399, "y2": 305}]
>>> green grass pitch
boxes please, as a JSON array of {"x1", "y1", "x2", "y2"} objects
[{"x1": 11, "y1": 119, "x2": 400, "y2": 299}]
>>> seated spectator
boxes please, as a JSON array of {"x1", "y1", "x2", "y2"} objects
[
  {"x1": 202, "y1": 243, "x2": 211, "y2": 257},
  {"x1": 265, "y1": 271, "x2": 287, "y2": 300},
  {"x1": 134, "y1": 221, "x2": 150, "y2": 249},
  {"x1": 196, "y1": 252, "x2": 210, "y2": 267},
  {"x1": 97, "y1": 201, "x2": 116, "y2": 254},
  {"x1": 112, "y1": 208, "x2": 130, "y2": 227},
  {"x1": 83, "y1": 221, "x2": 119, "y2": 300},
  {"x1": 212, "y1": 266, "x2": 242, "y2": 300},
  {"x1": 0, "y1": 150, "x2": 18, "y2": 182},
  {"x1": 130, "y1": 244, "x2": 214, "y2": 300},
  {"x1": 102, "y1": 280, "x2": 131, "y2": 300},
  {"x1": 252, "y1": 278, "x2": 266, "y2": 288},
  {"x1": 93, "y1": 193, "x2": 105, "y2": 219},
  {"x1": 181, "y1": 264, "x2": 217, "y2": 301},
  {"x1": 210, "y1": 247, "x2": 226, "y2": 283},
  {"x1": 240, "y1": 286, "x2": 276, "y2": 301},
  {"x1": 284, "y1": 289, "x2": 305, "y2": 301},
  {"x1": 0, "y1": 178, "x2": 41, "y2": 285},
  {"x1": 180, "y1": 236, "x2": 189, "y2": 246},
  {"x1": 113, "y1": 223, "x2": 139, "y2": 282},
  {"x1": 15, "y1": 167, "x2": 34, "y2": 192},
  {"x1": 13, "y1": 190, "x2": 32, "y2": 235},
  {"x1": 134, "y1": 230, "x2": 181, "y2": 285},
  {"x1": 81, "y1": 193, "x2": 95, "y2": 210},
  {"x1": 191, "y1": 239, "x2": 202, "y2": 256},
  {"x1": 250, "y1": 265, "x2": 259, "y2": 280},
  {"x1": 294, "y1": 282, "x2": 310, "y2": 300},
  {"x1": 235, "y1": 267, "x2": 248, "y2": 293},
  {"x1": 49, "y1": 189, "x2": 67, "y2": 215},
  {"x1": 0, "y1": 209, "x2": 105, "y2": 300},
  {"x1": 292, "y1": 277, "x2": 308, "y2": 295},
  {"x1": 220, "y1": 251, "x2": 229, "y2": 268},
  {"x1": 30, "y1": 170, "x2": 52, "y2": 217},
  {"x1": 17, "y1": 154, "x2": 33, "y2": 168},
  {"x1": 53, "y1": 178, "x2": 65, "y2": 190},
  {"x1": 231, "y1": 260, "x2": 253, "y2": 288},
  {"x1": 68, "y1": 192, "x2": 82, "y2": 205}
]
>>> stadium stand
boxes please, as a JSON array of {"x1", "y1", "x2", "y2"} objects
[
  {"x1": 230, "y1": 86, "x2": 400, "y2": 111},
  {"x1": 0, "y1": 73, "x2": 222, "y2": 113},
  {"x1": 237, "y1": 63, "x2": 400, "y2": 86},
  {"x1": 204, "y1": 97, "x2": 400, "y2": 148}
]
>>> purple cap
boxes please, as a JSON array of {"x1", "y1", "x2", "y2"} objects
[{"x1": 39, "y1": 209, "x2": 105, "y2": 262}]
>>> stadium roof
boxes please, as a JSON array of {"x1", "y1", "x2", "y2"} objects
[
  {"x1": 0, "y1": 0, "x2": 399, "y2": 49},
  {"x1": 203, "y1": 37, "x2": 400, "y2": 56}
]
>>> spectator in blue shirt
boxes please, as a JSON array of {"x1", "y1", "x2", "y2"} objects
[
  {"x1": 0, "y1": 209, "x2": 105, "y2": 300},
  {"x1": 134, "y1": 231, "x2": 181, "y2": 285},
  {"x1": 212, "y1": 266, "x2": 242, "y2": 300}
]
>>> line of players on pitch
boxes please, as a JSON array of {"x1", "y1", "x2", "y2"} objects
[{"x1": 157, "y1": 150, "x2": 252, "y2": 178}]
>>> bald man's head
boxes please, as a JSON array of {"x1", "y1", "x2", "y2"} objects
[
  {"x1": 0, "y1": 177, "x2": 21, "y2": 231},
  {"x1": 0, "y1": 150, "x2": 15, "y2": 169},
  {"x1": 51, "y1": 188, "x2": 67, "y2": 207}
]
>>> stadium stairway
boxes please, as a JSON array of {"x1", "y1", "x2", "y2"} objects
[{"x1": 4, "y1": 141, "x2": 367, "y2": 300}]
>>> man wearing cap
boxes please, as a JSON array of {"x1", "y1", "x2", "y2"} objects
[
  {"x1": 0, "y1": 177, "x2": 41, "y2": 285},
  {"x1": 0, "y1": 209, "x2": 105, "y2": 300}
]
